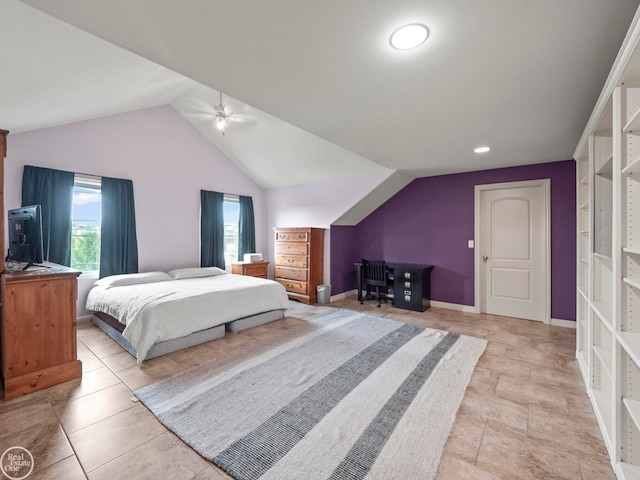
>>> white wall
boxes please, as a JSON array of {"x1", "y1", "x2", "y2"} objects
[
  {"x1": 265, "y1": 171, "x2": 392, "y2": 284},
  {"x1": 6, "y1": 105, "x2": 266, "y2": 316}
]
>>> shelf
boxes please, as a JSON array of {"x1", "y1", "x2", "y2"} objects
[
  {"x1": 578, "y1": 288, "x2": 588, "y2": 301},
  {"x1": 619, "y1": 332, "x2": 640, "y2": 369},
  {"x1": 622, "y1": 155, "x2": 640, "y2": 175},
  {"x1": 624, "y1": 247, "x2": 640, "y2": 255},
  {"x1": 591, "y1": 388, "x2": 613, "y2": 450},
  {"x1": 594, "y1": 252, "x2": 613, "y2": 261},
  {"x1": 580, "y1": 257, "x2": 588, "y2": 264},
  {"x1": 596, "y1": 154, "x2": 614, "y2": 179},
  {"x1": 580, "y1": 174, "x2": 589, "y2": 185},
  {"x1": 580, "y1": 200, "x2": 589, "y2": 209},
  {"x1": 619, "y1": 461, "x2": 640, "y2": 480},
  {"x1": 592, "y1": 302, "x2": 613, "y2": 331},
  {"x1": 623, "y1": 107, "x2": 640, "y2": 133},
  {"x1": 623, "y1": 397, "x2": 640, "y2": 432},
  {"x1": 593, "y1": 345, "x2": 613, "y2": 378},
  {"x1": 580, "y1": 316, "x2": 587, "y2": 332},
  {"x1": 624, "y1": 277, "x2": 640, "y2": 290},
  {"x1": 580, "y1": 229, "x2": 589, "y2": 235}
]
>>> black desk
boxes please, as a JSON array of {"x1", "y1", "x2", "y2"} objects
[{"x1": 355, "y1": 262, "x2": 434, "y2": 312}]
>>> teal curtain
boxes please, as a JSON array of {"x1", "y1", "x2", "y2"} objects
[
  {"x1": 21, "y1": 165, "x2": 74, "y2": 266},
  {"x1": 99, "y1": 177, "x2": 138, "y2": 278},
  {"x1": 238, "y1": 195, "x2": 256, "y2": 260},
  {"x1": 201, "y1": 190, "x2": 225, "y2": 268}
]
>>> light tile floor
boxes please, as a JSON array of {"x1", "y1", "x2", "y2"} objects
[{"x1": 0, "y1": 298, "x2": 614, "y2": 479}]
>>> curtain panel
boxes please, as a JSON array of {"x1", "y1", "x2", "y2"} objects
[
  {"x1": 99, "y1": 177, "x2": 139, "y2": 278},
  {"x1": 238, "y1": 195, "x2": 256, "y2": 260},
  {"x1": 200, "y1": 190, "x2": 225, "y2": 268},
  {"x1": 21, "y1": 165, "x2": 74, "y2": 266}
]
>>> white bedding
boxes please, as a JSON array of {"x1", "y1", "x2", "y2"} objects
[{"x1": 86, "y1": 273, "x2": 290, "y2": 362}]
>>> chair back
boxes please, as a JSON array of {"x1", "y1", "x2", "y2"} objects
[{"x1": 362, "y1": 260, "x2": 387, "y2": 287}]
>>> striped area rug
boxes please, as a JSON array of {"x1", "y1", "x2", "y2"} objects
[{"x1": 135, "y1": 310, "x2": 486, "y2": 480}]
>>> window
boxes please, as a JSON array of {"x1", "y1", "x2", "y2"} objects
[
  {"x1": 223, "y1": 194, "x2": 240, "y2": 267},
  {"x1": 71, "y1": 174, "x2": 101, "y2": 275}
]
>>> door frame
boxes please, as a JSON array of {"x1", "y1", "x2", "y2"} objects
[{"x1": 474, "y1": 179, "x2": 551, "y2": 324}]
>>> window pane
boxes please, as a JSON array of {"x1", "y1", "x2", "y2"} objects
[
  {"x1": 223, "y1": 199, "x2": 239, "y2": 265},
  {"x1": 71, "y1": 184, "x2": 101, "y2": 273}
]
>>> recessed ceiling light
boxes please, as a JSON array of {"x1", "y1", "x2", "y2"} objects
[
  {"x1": 474, "y1": 146, "x2": 491, "y2": 154},
  {"x1": 390, "y1": 24, "x2": 429, "y2": 50}
]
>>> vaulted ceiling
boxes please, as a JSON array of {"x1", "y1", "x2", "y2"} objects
[{"x1": 2, "y1": 0, "x2": 639, "y2": 189}]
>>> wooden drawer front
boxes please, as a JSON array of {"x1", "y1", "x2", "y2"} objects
[
  {"x1": 275, "y1": 242, "x2": 308, "y2": 255},
  {"x1": 275, "y1": 254, "x2": 308, "y2": 268},
  {"x1": 276, "y1": 231, "x2": 308, "y2": 242},
  {"x1": 244, "y1": 264, "x2": 268, "y2": 278},
  {"x1": 277, "y1": 279, "x2": 308, "y2": 295},
  {"x1": 275, "y1": 266, "x2": 307, "y2": 281}
]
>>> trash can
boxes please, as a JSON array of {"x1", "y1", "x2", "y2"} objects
[{"x1": 317, "y1": 284, "x2": 331, "y2": 304}]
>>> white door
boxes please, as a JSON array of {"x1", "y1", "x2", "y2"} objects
[{"x1": 477, "y1": 180, "x2": 549, "y2": 322}]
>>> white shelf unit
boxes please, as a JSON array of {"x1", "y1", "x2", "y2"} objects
[
  {"x1": 577, "y1": 154, "x2": 591, "y2": 378},
  {"x1": 574, "y1": 9, "x2": 640, "y2": 477}
]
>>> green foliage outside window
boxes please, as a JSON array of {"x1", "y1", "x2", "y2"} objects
[{"x1": 71, "y1": 224, "x2": 100, "y2": 272}]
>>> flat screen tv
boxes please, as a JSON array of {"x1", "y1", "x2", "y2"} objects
[{"x1": 7, "y1": 204, "x2": 44, "y2": 269}]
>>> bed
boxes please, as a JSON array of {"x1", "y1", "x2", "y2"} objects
[{"x1": 85, "y1": 267, "x2": 290, "y2": 363}]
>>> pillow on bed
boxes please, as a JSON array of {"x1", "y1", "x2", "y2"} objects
[
  {"x1": 167, "y1": 267, "x2": 228, "y2": 280},
  {"x1": 94, "y1": 271, "x2": 172, "y2": 288}
]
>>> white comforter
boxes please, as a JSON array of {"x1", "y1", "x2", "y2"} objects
[{"x1": 86, "y1": 274, "x2": 290, "y2": 362}]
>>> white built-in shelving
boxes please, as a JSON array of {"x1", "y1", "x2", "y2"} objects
[{"x1": 575, "y1": 7, "x2": 640, "y2": 478}]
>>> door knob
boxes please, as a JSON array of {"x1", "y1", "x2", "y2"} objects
[{"x1": 482, "y1": 255, "x2": 488, "y2": 262}]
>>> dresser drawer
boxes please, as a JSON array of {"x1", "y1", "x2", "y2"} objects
[
  {"x1": 243, "y1": 264, "x2": 268, "y2": 278},
  {"x1": 275, "y1": 254, "x2": 308, "y2": 268},
  {"x1": 276, "y1": 231, "x2": 309, "y2": 242},
  {"x1": 276, "y1": 279, "x2": 308, "y2": 295},
  {"x1": 275, "y1": 266, "x2": 307, "y2": 281},
  {"x1": 275, "y1": 243, "x2": 308, "y2": 255}
]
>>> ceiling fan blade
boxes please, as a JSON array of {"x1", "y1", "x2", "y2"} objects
[{"x1": 227, "y1": 113, "x2": 258, "y2": 125}]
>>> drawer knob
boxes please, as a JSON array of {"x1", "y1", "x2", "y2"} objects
[{"x1": 287, "y1": 259, "x2": 294, "y2": 263}]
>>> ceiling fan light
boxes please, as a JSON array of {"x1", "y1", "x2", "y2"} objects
[{"x1": 390, "y1": 24, "x2": 429, "y2": 50}]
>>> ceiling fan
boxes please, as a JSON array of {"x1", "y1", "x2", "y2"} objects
[
  {"x1": 178, "y1": 90, "x2": 259, "y2": 136},
  {"x1": 212, "y1": 91, "x2": 248, "y2": 136}
]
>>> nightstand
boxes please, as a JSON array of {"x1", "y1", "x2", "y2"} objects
[{"x1": 231, "y1": 261, "x2": 269, "y2": 279}]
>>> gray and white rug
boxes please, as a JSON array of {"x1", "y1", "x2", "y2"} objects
[{"x1": 135, "y1": 309, "x2": 486, "y2": 480}]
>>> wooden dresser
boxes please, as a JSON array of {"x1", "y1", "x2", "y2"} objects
[
  {"x1": 1, "y1": 263, "x2": 82, "y2": 400},
  {"x1": 274, "y1": 227, "x2": 324, "y2": 304},
  {"x1": 231, "y1": 261, "x2": 269, "y2": 278}
]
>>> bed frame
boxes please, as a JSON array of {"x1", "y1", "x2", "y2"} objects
[{"x1": 91, "y1": 309, "x2": 285, "y2": 361}]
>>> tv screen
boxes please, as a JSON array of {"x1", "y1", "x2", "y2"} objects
[{"x1": 7, "y1": 204, "x2": 44, "y2": 269}]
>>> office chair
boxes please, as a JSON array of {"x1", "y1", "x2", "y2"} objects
[{"x1": 361, "y1": 259, "x2": 390, "y2": 307}]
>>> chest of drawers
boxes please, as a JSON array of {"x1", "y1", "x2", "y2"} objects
[{"x1": 274, "y1": 227, "x2": 324, "y2": 304}]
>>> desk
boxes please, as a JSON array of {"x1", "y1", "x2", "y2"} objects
[{"x1": 355, "y1": 262, "x2": 434, "y2": 312}]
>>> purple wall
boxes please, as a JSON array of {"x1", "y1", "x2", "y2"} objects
[{"x1": 330, "y1": 160, "x2": 576, "y2": 321}]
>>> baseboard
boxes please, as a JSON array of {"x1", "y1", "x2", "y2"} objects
[
  {"x1": 328, "y1": 292, "x2": 572, "y2": 325},
  {"x1": 550, "y1": 318, "x2": 576, "y2": 329},
  {"x1": 77, "y1": 315, "x2": 93, "y2": 325},
  {"x1": 330, "y1": 290, "x2": 476, "y2": 314},
  {"x1": 429, "y1": 300, "x2": 476, "y2": 313},
  {"x1": 330, "y1": 289, "x2": 358, "y2": 301}
]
